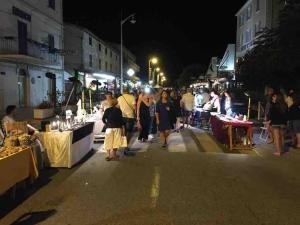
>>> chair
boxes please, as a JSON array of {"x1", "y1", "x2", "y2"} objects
[{"x1": 259, "y1": 122, "x2": 269, "y2": 142}]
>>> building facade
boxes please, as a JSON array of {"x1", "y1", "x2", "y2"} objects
[
  {"x1": 0, "y1": 0, "x2": 64, "y2": 117},
  {"x1": 64, "y1": 24, "x2": 120, "y2": 84},
  {"x1": 235, "y1": 0, "x2": 283, "y2": 58}
]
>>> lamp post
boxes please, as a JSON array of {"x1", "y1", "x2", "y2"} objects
[
  {"x1": 148, "y1": 57, "x2": 158, "y2": 84},
  {"x1": 120, "y1": 13, "x2": 136, "y2": 94},
  {"x1": 157, "y1": 72, "x2": 164, "y2": 86}
]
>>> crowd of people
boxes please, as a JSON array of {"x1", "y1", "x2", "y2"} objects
[
  {"x1": 100, "y1": 87, "x2": 234, "y2": 161},
  {"x1": 2, "y1": 86, "x2": 299, "y2": 160}
]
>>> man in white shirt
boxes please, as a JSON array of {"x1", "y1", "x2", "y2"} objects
[
  {"x1": 117, "y1": 88, "x2": 136, "y2": 154},
  {"x1": 180, "y1": 88, "x2": 195, "y2": 128}
]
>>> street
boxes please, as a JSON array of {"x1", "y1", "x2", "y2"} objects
[{"x1": 1, "y1": 129, "x2": 300, "y2": 225}]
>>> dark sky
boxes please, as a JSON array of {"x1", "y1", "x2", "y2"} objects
[{"x1": 63, "y1": 1, "x2": 246, "y2": 81}]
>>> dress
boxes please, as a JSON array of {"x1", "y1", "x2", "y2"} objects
[
  {"x1": 156, "y1": 101, "x2": 172, "y2": 132},
  {"x1": 139, "y1": 101, "x2": 151, "y2": 140}
]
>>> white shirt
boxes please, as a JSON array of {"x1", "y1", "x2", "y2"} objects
[
  {"x1": 117, "y1": 94, "x2": 136, "y2": 118},
  {"x1": 202, "y1": 93, "x2": 210, "y2": 105},
  {"x1": 181, "y1": 93, "x2": 195, "y2": 111},
  {"x1": 195, "y1": 94, "x2": 203, "y2": 107},
  {"x1": 2, "y1": 115, "x2": 15, "y2": 127}
]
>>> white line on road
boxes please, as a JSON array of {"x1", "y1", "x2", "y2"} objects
[{"x1": 150, "y1": 166, "x2": 160, "y2": 209}]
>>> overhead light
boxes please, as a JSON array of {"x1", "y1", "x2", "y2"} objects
[
  {"x1": 93, "y1": 73, "x2": 115, "y2": 80},
  {"x1": 127, "y1": 68, "x2": 135, "y2": 77}
]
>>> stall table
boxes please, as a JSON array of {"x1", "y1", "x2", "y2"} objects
[
  {"x1": 0, "y1": 146, "x2": 38, "y2": 194},
  {"x1": 37, "y1": 122, "x2": 94, "y2": 168},
  {"x1": 210, "y1": 115, "x2": 253, "y2": 151}
]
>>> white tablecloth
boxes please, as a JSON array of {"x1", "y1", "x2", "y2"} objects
[{"x1": 37, "y1": 124, "x2": 94, "y2": 168}]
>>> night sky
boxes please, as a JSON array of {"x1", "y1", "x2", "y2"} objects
[{"x1": 63, "y1": 1, "x2": 246, "y2": 81}]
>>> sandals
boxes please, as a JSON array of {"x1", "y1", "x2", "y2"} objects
[{"x1": 105, "y1": 156, "x2": 119, "y2": 161}]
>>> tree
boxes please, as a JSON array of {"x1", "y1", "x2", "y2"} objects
[{"x1": 177, "y1": 64, "x2": 206, "y2": 88}]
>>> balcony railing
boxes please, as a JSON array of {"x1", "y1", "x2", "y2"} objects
[{"x1": 0, "y1": 36, "x2": 62, "y2": 66}]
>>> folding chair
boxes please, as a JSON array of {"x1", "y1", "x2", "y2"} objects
[{"x1": 259, "y1": 122, "x2": 269, "y2": 142}]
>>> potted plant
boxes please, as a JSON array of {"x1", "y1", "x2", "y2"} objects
[{"x1": 33, "y1": 100, "x2": 54, "y2": 119}]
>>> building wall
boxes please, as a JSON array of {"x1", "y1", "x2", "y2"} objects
[
  {"x1": 64, "y1": 25, "x2": 84, "y2": 72},
  {"x1": 64, "y1": 24, "x2": 120, "y2": 77},
  {"x1": 236, "y1": 0, "x2": 283, "y2": 58},
  {"x1": 0, "y1": 0, "x2": 64, "y2": 116}
]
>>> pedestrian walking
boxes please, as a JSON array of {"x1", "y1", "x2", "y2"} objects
[
  {"x1": 117, "y1": 88, "x2": 136, "y2": 155},
  {"x1": 137, "y1": 93, "x2": 151, "y2": 142},
  {"x1": 102, "y1": 99, "x2": 125, "y2": 161},
  {"x1": 156, "y1": 90, "x2": 172, "y2": 148},
  {"x1": 180, "y1": 88, "x2": 195, "y2": 128},
  {"x1": 170, "y1": 90, "x2": 182, "y2": 132}
]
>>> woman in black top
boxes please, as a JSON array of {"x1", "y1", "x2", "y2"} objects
[
  {"x1": 102, "y1": 99, "x2": 125, "y2": 161},
  {"x1": 269, "y1": 93, "x2": 287, "y2": 156},
  {"x1": 286, "y1": 94, "x2": 300, "y2": 148},
  {"x1": 137, "y1": 94, "x2": 151, "y2": 142},
  {"x1": 170, "y1": 90, "x2": 182, "y2": 132}
]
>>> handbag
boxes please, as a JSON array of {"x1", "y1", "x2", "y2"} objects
[{"x1": 120, "y1": 136, "x2": 128, "y2": 148}]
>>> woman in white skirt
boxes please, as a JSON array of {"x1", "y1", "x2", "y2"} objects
[{"x1": 102, "y1": 99, "x2": 125, "y2": 161}]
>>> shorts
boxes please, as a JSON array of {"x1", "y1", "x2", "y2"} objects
[
  {"x1": 183, "y1": 110, "x2": 193, "y2": 117},
  {"x1": 290, "y1": 120, "x2": 300, "y2": 133},
  {"x1": 271, "y1": 124, "x2": 286, "y2": 129},
  {"x1": 123, "y1": 118, "x2": 135, "y2": 134},
  {"x1": 104, "y1": 128, "x2": 122, "y2": 151}
]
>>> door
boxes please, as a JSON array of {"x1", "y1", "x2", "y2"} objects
[
  {"x1": 18, "y1": 21, "x2": 27, "y2": 55},
  {"x1": 18, "y1": 69, "x2": 27, "y2": 107}
]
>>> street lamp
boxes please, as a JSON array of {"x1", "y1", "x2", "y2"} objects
[
  {"x1": 121, "y1": 13, "x2": 136, "y2": 93},
  {"x1": 157, "y1": 72, "x2": 164, "y2": 86},
  {"x1": 148, "y1": 57, "x2": 158, "y2": 84},
  {"x1": 127, "y1": 68, "x2": 135, "y2": 77}
]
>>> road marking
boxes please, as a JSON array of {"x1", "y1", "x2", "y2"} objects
[{"x1": 150, "y1": 166, "x2": 160, "y2": 208}]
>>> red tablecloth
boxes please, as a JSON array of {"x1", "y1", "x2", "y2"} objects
[{"x1": 210, "y1": 115, "x2": 253, "y2": 146}]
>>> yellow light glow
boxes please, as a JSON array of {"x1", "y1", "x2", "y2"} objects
[
  {"x1": 156, "y1": 67, "x2": 160, "y2": 72},
  {"x1": 151, "y1": 57, "x2": 158, "y2": 64}
]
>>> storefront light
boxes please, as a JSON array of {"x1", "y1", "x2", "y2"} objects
[{"x1": 93, "y1": 73, "x2": 115, "y2": 80}]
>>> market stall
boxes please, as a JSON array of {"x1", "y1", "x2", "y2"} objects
[
  {"x1": 0, "y1": 146, "x2": 38, "y2": 194},
  {"x1": 37, "y1": 122, "x2": 94, "y2": 168},
  {"x1": 210, "y1": 114, "x2": 253, "y2": 151}
]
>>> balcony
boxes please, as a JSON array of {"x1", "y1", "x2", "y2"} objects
[{"x1": 0, "y1": 37, "x2": 62, "y2": 69}]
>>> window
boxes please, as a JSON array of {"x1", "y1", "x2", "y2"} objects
[
  {"x1": 89, "y1": 55, "x2": 93, "y2": 67},
  {"x1": 258, "y1": 20, "x2": 262, "y2": 31},
  {"x1": 48, "y1": 34, "x2": 55, "y2": 53},
  {"x1": 247, "y1": 5, "x2": 252, "y2": 20},
  {"x1": 256, "y1": 0, "x2": 260, "y2": 11},
  {"x1": 99, "y1": 44, "x2": 101, "y2": 51},
  {"x1": 99, "y1": 59, "x2": 101, "y2": 69},
  {"x1": 48, "y1": 0, "x2": 55, "y2": 10},
  {"x1": 105, "y1": 62, "x2": 108, "y2": 71},
  {"x1": 240, "y1": 14, "x2": 244, "y2": 26},
  {"x1": 110, "y1": 51, "x2": 112, "y2": 58},
  {"x1": 89, "y1": 37, "x2": 92, "y2": 46},
  {"x1": 110, "y1": 64, "x2": 112, "y2": 72},
  {"x1": 105, "y1": 48, "x2": 107, "y2": 55},
  {"x1": 241, "y1": 33, "x2": 244, "y2": 46}
]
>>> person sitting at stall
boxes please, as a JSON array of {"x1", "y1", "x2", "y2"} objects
[
  {"x1": 102, "y1": 99, "x2": 125, "y2": 161},
  {"x1": 2, "y1": 105, "x2": 37, "y2": 135}
]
